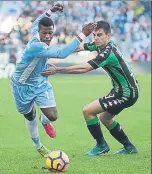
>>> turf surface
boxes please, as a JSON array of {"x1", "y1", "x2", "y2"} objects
[{"x1": 0, "y1": 74, "x2": 151, "y2": 174}]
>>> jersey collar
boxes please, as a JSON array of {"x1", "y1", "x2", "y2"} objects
[{"x1": 97, "y1": 41, "x2": 111, "y2": 52}]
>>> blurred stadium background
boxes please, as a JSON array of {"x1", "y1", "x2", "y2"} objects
[{"x1": 0, "y1": 1, "x2": 151, "y2": 78}]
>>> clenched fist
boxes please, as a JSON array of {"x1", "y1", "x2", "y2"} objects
[
  {"x1": 50, "y1": 3, "x2": 64, "y2": 13},
  {"x1": 82, "y1": 23, "x2": 97, "y2": 36}
]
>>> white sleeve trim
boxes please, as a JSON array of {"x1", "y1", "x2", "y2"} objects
[
  {"x1": 78, "y1": 32, "x2": 86, "y2": 40},
  {"x1": 46, "y1": 10, "x2": 53, "y2": 17}
]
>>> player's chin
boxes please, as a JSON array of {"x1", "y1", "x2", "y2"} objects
[
  {"x1": 95, "y1": 42, "x2": 102, "y2": 46},
  {"x1": 44, "y1": 41, "x2": 51, "y2": 46}
]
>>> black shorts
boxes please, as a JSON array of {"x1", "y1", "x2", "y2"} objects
[{"x1": 99, "y1": 89, "x2": 139, "y2": 115}]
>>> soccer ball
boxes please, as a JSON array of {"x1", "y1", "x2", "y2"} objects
[{"x1": 45, "y1": 151, "x2": 69, "y2": 172}]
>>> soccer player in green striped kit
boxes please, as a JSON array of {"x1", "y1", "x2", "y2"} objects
[{"x1": 41, "y1": 20, "x2": 139, "y2": 155}]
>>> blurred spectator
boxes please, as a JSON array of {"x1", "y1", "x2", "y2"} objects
[
  {"x1": 131, "y1": 48, "x2": 141, "y2": 62},
  {"x1": 9, "y1": 49, "x2": 17, "y2": 65}
]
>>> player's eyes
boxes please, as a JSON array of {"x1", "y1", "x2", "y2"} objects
[{"x1": 43, "y1": 32, "x2": 53, "y2": 35}]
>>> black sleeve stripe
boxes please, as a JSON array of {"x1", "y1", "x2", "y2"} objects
[
  {"x1": 87, "y1": 60, "x2": 98, "y2": 69},
  {"x1": 45, "y1": 12, "x2": 51, "y2": 17}
]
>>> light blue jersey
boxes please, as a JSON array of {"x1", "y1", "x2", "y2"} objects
[
  {"x1": 11, "y1": 11, "x2": 81, "y2": 114},
  {"x1": 11, "y1": 12, "x2": 80, "y2": 87}
]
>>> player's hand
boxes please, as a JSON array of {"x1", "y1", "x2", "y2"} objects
[
  {"x1": 82, "y1": 23, "x2": 97, "y2": 36},
  {"x1": 41, "y1": 64, "x2": 57, "y2": 76},
  {"x1": 75, "y1": 47, "x2": 82, "y2": 52},
  {"x1": 50, "y1": 3, "x2": 64, "y2": 13}
]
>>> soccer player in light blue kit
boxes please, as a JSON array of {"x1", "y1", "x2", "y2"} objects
[{"x1": 10, "y1": 3, "x2": 96, "y2": 158}]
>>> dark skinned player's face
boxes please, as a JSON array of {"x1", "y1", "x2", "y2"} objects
[
  {"x1": 39, "y1": 25, "x2": 54, "y2": 46},
  {"x1": 93, "y1": 28, "x2": 110, "y2": 47}
]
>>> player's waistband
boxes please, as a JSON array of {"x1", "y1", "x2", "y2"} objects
[
  {"x1": 113, "y1": 87, "x2": 139, "y2": 98},
  {"x1": 10, "y1": 75, "x2": 49, "y2": 88},
  {"x1": 10, "y1": 75, "x2": 35, "y2": 86}
]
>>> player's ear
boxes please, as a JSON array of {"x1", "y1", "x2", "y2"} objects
[{"x1": 107, "y1": 33, "x2": 111, "y2": 38}]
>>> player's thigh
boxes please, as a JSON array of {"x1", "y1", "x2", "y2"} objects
[
  {"x1": 83, "y1": 99, "x2": 105, "y2": 116},
  {"x1": 40, "y1": 107, "x2": 58, "y2": 121},
  {"x1": 35, "y1": 88, "x2": 57, "y2": 120},
  {"x1": 11, "y1": 82, "x2": 35, "y2": 114}
]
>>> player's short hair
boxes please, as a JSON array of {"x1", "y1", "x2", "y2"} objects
[
  {"x1": 38, "y1": 17, "x2": 54, "y2": 30},
  {"x1": 96, "y1": 20, "x2": 111, "y2": 34}
]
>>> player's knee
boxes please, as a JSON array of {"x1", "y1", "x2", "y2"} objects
[
  {"x1": 24, "y1": 108, "x2": 36, "y2": 121},
  {"x1": 83, "y1": 105, "x2": 91, "y2": 118},
  {"x1": 46, "y1": 110, "x2": 58, "y2": 122},
  {"x1": 99, "y1": 112, "x2": 113, "y2": 125},
  {"x1": 49, "y1": 114, "x2": 57, "y2": 122},
  {"x1": 100, "y1": 117, "x2": 107, "y2": 125}
]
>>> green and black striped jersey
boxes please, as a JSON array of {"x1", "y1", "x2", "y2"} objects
[{"x1": 84, "y1": 41, "x2": 139, "y2": 98}]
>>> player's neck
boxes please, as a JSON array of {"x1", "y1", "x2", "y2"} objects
[{"x1": 98, "y1": 40, "x2": 110, "y2": 50}]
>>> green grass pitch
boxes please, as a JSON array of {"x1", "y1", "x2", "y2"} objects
[{"x1": 0, "y1": 74, "x2": 151, "y2": 174}]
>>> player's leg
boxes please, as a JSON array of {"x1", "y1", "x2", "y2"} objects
[
  {"x1": 10, "y1": 83, "x2": 50, "y2": 158},
  {"x1": 24, "y1": 107, "x2": 41, "y2": 149},
  {"x1": 99, "y1": 95, "x2": 138, "y2": 154},
  {"x1": 40, "y1": 107, "x2": 57, "y2": 138},
  {"x1": 11, "y1": 82, "x2": 41, "y2": 149},
  {"x1": 83, "y1": 100, "x2": 110, "y2": 156},
  {"x1": 24, "y1": 107, "x2": 50, "y2": 158},
  {"x1": 40, "y1": 106, "x2": 57, "y2": 122},
  {"x1": 35, "y1": 88, "x2": 57, "y2": 138}
]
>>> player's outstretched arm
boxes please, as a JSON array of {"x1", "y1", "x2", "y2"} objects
[
  {"x1": 33, "y1": 23, "x2": 96, "y2": 59},
  {"x1": 75, "y1": 43, "x2": 85, "y2": 52},
  {"x1": 30, "y1": 3, "x2": 63, "y2": 35},
  {"x1": 75, "y1": 41, "x2": 97, "y2": 52},
  {"x1": 41, "y1": 63, "x2": 94, "y2": 76}
]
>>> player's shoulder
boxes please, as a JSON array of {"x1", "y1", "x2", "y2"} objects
[
  {"x1": 101, "y1": 41, "x2": 114, "y2": 54},
  {"x1": 29, "y1": 36, "x2": 48, "y2": 52},
  {"x1": 101, "y1": 42, "x2": 113, "y2": 53},
  {"x1": 98, "y1": 42, "x2": 113, "y2": 58},
  {"x1": 109, "y1": 40, "x2": 122, "y2": 54},
  {"x1": 109, "y1": 40, "x2": 118, "y2": 48},
  {"x1": 31, "y1": 41, "x2": 48, "y2": 50}
]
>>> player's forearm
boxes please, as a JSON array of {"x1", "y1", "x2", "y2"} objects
[
  {"x1": 58, "y1": 33, "x2": 87, "y2": 58},
  {"x1": 58, "y1": 38, "x2": 82, "y2": 58},
  {"x1": 56, "y1": 65, "x2": 87, "y2": 74},
  {"x1": 74, "y1": 43, "x2": 85, "y2": 52}
]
